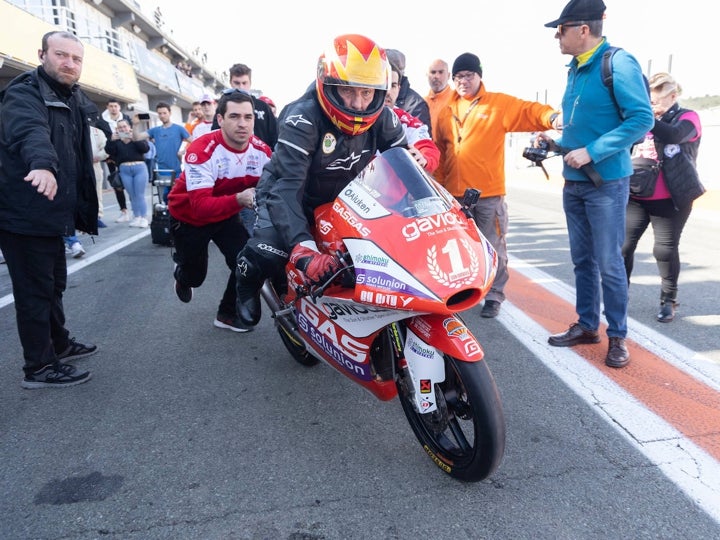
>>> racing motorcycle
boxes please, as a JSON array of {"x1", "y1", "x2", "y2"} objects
[{"x1": 262, "y1": 147, "x2": 506, "y2": 482}]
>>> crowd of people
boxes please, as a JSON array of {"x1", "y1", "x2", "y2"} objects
[{"x1": 0, "y1": 0, "x2": 706, "y2": 389}]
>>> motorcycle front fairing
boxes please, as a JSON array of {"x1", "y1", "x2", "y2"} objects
[
  {"x1": 314, "y1": 147, "x2": 497, "y2": 316},
  {"x1": 298, "y1": 148, "x2": 496, "y2": 411}
]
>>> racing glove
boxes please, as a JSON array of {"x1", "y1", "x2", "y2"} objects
[{"x1": 289, "y1": 241, "x2": 341, "y2": 285}]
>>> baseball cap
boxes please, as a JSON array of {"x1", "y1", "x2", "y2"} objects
[{"x1": 544, "y1": 0, "x2": 606, "y2": 28}]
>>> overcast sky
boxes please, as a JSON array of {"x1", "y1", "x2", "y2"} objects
[{"x1": 145, "y1": 0, "x2": 716, "y2": 111}]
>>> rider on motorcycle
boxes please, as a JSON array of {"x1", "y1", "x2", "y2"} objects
[{"x1": 235, "y1": 34, "x2": 408, "y2": 327}]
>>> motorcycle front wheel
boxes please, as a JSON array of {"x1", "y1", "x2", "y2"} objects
[{"x1": 397, "y1": 355, "x2": 505, "y2": 482}]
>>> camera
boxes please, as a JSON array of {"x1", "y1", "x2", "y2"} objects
[{"x1": 522, "y1": 139, "x2": 549, "y2": 163}]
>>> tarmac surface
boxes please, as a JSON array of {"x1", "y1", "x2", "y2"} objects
[{"x1": 1, "y1": 159, "x2": 719, "y2": 539}]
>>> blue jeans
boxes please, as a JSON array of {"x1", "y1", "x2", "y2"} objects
[
  {"x1": 563, "y1": 178, "x2": 629, "y2": 337},
  {"x1": 119, "y1": 162, "x2": 149, "y2": 218},
  {"x1": 63, "y1": 234, "x2": 79, "y2": 248}
]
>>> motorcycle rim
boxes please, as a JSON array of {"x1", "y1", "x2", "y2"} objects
[
  {"x1": 277, "y1": 319, "x2": 319, "y2": 367},
  {"x1": 397, "y1": 355, "x2": 505, "y2": 482}
]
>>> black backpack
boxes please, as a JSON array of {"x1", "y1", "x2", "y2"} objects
[{"x1": 601, "y1": 46, "x2": 651, "y2": 112}]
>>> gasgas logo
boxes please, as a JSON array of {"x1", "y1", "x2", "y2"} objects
[
  {"x1": 332, "y1": 201, "x2": 371, "y2": 237},
  {"x1": 402, "y1": 212, "x2": 464, "y2": 242},
  {"x1": 297, "y1": 300, "x2": 370, "y2": 377}
]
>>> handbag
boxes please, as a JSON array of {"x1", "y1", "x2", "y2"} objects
[
  {"x1": 107, "y1": 170, "x2": 123, "y2": 189},
  {"x1": 629, "y1": 157, "x2": 660, "y2": 198}
]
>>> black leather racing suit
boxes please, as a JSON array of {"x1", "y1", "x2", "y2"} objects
[{"x1": 241, "y1": 89, "x2": 408, "y2": 277}]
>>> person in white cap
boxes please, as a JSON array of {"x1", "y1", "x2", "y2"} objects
[{"x1": 190, "y1": 93, "x2": 217, "y2": 140}]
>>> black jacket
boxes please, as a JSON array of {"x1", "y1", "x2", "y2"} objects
[
  {"x1": 652, "y1": 103, "x2": 704, "y2": 209},
  {"x1": 396, "y1": 76, "x2": 432, "y2": 135},
  {"x1": 0, "y1": 68, "x2": 99, "y2": 236},
  {"x1": 256, "y1": 89, "x2": 407, "y2": 249},
  {"x1": 211, "y1": 95, "x2": 278, "y2": 148}
]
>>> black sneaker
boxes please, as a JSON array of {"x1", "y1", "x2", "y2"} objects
[
  {"x1": 213, "y1": 313, "x2": 252, "y2": 333},
  {"x1": 56, "y1": 338, "x2": 98, "y2": 361},
  {"x1": 22, "y1": 363, "x2": 91, "y2": 389},
  {"x1": 175, "y1": 280, "x2": 193, "y2": 303},
  {"x1": 480, "y1": 300, "x2": 501, "y2": 318}
]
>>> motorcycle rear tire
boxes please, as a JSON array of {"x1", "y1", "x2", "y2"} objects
[
  {"x1": 277, "y1": 320, "x2": 319, "y2": 367},
  {"x1": 397, "y1": 355, "x2": 505, "y2": 482}
]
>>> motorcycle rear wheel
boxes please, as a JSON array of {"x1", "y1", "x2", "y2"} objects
[
  {"x1": 276, "y1": 317, "x2": 319, "y2": 367},
  {"x1": 397, "y1": 355, "x2": 505, "y2": 482}
]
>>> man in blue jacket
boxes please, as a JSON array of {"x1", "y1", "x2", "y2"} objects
[
  {"x1": 0, "y1": 31, "x2": 99, "y2": 388},
  {"x1": 538, "y1": 0, "x2": 654, "y2": 368}
]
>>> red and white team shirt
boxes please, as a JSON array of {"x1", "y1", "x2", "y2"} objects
[
  {"x1": 391, "y1": 106, "x2": 440, "y2": 173},
  {"x1": 190, "y1": 121, "x2": 214, "y2": 140},
  {"x1": 168, "y1": 130, "x2": 271, "y2": 227}
]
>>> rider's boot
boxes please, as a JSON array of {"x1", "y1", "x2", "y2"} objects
[{"x1": 236, "y1": 251, "x2": 265, "y2": 327}]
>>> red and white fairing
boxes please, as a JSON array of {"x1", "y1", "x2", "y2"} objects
[{"x1": 286, "y1": 148, "x2": 497, "y2": 411}]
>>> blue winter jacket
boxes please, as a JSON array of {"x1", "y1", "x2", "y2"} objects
[{"x1": 559, "y1": 39, "x2": 654, "y2": 182}]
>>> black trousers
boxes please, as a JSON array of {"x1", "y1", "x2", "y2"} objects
[
  {"x1": 171, "y1": 215, "x2": 249, "y2": 317},
  {"x1": 0, "y1": 230, "x2": 72, "y2": 375},
  {"x1": 622, "y1": 197, "x2": 692, "y2": 301}
]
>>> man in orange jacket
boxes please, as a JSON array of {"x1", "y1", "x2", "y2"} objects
[
  {"x1": 435, "y1": 52, "x2": 561, "y2": 318},
  {"x1": 424, "y1": 58, "x2": 454, "y2": 143}
]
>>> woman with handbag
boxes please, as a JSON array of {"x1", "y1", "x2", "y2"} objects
[
  {"x1": 105, "y1": 119, "x2": 150, "y2": 228},
  {"x1": 622, "y1": 73, "x2": 704, "y2": 322}
]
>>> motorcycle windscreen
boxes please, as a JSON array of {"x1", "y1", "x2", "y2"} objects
[{"x1": 354, "y1": 147, "x2": 454, "y2": 218}]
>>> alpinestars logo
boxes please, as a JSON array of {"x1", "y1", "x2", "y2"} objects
[
  {"x1": 327, "y1": 151, "x2": 367, "y2": 171},
  {"x1": 285, "y1": 114, "x2": 313, "y2": 127}
]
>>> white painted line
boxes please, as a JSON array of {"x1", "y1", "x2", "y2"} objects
[
  {"x1": 509, "y1": 254, "x2": 720, "y2": 392},
  {"x1": 0, "y1": 230, "x2": 150, "y2": 309}
]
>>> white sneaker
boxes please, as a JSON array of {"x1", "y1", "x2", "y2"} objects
[
  {"x1": 115, "y1": 211, "x2": 130, "y2": 223},
  {"x1": 138, "y1": 217, "x2": 149, "y2": 228},
  {"x1": 128, "y1": 216, "x2": 142, "y2": 227},
  {"x1": 70, "y1": 242, "x2": 85, "y2": 258}
]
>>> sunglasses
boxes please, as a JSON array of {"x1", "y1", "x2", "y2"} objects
[
  {"x1": 222, "y1": 88, "x2": 251, "y2": 96},
  {"x1": 557, "y1": 22, "x2": 585, "y2": 35}
]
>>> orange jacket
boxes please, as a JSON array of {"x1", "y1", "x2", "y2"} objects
[
  {"x1": 435, "y1": 83, "x2": 556, "y2": 198},
  {"x1": 425, "y1": 84, "x2": 454, "y2": 142}
]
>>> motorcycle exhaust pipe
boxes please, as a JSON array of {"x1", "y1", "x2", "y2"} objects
[{"x1": 260, "y1": 280, "x2": 303, "y2": 338}]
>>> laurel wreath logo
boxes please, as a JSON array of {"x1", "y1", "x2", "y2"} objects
[{"x1": 427, "y1": 239, "x2": 480, "y2": 288}]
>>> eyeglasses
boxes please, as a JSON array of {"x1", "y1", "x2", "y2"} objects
[
  {"x1": 453, "y1": 72, "x2": 476, "y2": 83},
  {"x1": 557, "y1": 22, "x2": 585, "y2": 35},
  {"x1": 222, "y1": 88, "x2": 250, "y2": 96}
]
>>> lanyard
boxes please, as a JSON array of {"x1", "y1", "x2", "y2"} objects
[{"x1": 452, "y1": 98, "x2": 480, "y2": 143}]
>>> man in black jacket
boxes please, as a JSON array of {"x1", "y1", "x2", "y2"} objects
[
  {"x1": 385, "y1": 49, "x2": 432, "y2": 136},
  {"x1": 0, "y1": 31, "x2": 99, "y2": 389}
]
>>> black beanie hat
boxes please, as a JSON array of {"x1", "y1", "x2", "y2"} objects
[{"x1": 452, "y1": 53, "x2": 483, "y2": 78}]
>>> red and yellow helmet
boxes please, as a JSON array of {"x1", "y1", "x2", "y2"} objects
[{"x1": 316, "y1": 34, "x2": 390, "y2": 135}]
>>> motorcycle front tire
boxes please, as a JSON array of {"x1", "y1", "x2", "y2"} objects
[{"x1": 397, "y1": 355, "x2": 505, "y2": 482}]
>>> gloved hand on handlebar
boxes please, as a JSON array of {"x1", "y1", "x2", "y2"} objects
[{"x1": 290, "y1": 241, "x2": 341, "y2": 286}]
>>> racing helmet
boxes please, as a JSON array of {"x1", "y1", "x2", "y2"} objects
[{"x1": 316, "y1": 34, "x2": 390, "y2": 135}]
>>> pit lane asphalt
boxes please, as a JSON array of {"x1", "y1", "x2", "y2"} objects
[{"x1": 1, "y1": 177, "x2": 719, "y2": 539}]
